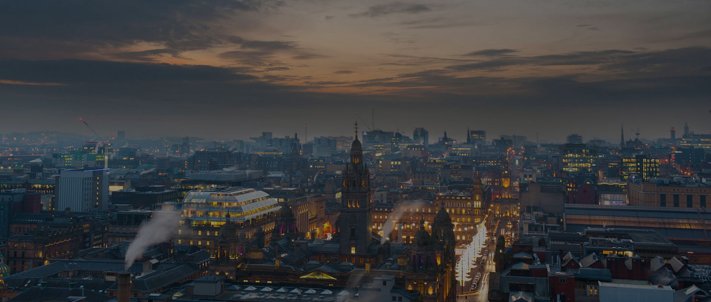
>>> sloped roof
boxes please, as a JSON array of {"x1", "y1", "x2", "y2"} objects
[
  {"x1": 579, "y1": 253, "x2": 600, "y2": 268},
  {"x1": 133, "y1": 264, "x2": 196, "y2": 292}
]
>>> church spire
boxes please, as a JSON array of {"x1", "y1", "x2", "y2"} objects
[{"x1": 354, "y1": 121, "x2": 359, "y2": 140}]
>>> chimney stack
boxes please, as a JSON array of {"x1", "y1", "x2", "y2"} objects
[{"x1": 117, "y1": 272, "x2": 131, "y2": 302}]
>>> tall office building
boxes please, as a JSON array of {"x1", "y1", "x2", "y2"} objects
[
  {"x1": 620, "y1": 154, "x2": 659, "y2": 181},
  {"x1": 566, "y1": 134, "x2": 583, "y2": 144},
  {"x1": 561, "y1": 143, "x2": 594, "y2": 175},
  {"x1": 413, "y1": 127, "x2": 429, "y2": 146},
  {"x1": 57, "y1": 168, "x2": 109, "y2": 212},
  {"x1": 467, "y1": 129, "x2": 486, "y2": 145},
  {"x1": 312, "y1": 136, "x2": 337, "y2": 157},
  {"x1": 116, "y1": 130, "x2": 126, "y2": 146}
]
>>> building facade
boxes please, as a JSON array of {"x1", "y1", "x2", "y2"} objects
[
  {"x1": 56, "y1": 168, "x2": 109, "y2": 212},
  {"x1": 628, "y1": 181, "x2": 710, "y2": 209},
  {"x1": 177, "y1": 188, "x2": 282, "y2": 258}
]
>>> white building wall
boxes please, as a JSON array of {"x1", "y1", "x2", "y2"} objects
[
  {"x1": 57, "y1": 169, "x2": 108, "y2": 212},
  {"x1": 599, "y1": 282, "x2": 673, "y2": 302}
]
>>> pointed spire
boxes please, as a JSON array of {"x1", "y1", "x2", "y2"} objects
[
  {"x1": 354, "y1": 121, "x2": 359, "y2": 140},
  {"x1": 620, "y1": 124, "x2": 625, "y2": 149}
]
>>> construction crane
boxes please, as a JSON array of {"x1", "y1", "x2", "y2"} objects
[
  {"x1": 78, "y1": 117, "x2": 109, "y2": 169},
  {"x1": 79, "y1": 117, "x2": 101, "y2": 140}
]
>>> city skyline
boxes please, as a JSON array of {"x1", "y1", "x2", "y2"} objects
[
  {"x1": 0, "y1": 0, "x2": 710, "y2": 141},
  {"x1": 0, "y1": 120, "x2": 704, "y2": 145},
  {"x1": 2, "y1": 2, "x2": 711, "y2": 302}
]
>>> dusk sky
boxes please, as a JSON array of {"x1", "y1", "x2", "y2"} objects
[{"x1": 0, "y1": 0, "x2": 709, "y2": 142}]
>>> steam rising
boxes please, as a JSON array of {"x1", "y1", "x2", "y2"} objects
[
  {"x1": 380, "y1": 200, "x2": 426, "y2": 244},
  {"x1": 124, "y1": 204, "x2": 180, "y2": 269}
]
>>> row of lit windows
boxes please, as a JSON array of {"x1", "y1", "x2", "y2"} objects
[
  {"x1": 183, "y1": 205, "x2": 277, "y2": 219},
  {"x1": 177, "y1": 239, "x2": 212, "y2": 246},
  {"x1": 566, "y1": 216, "x2": 707, "y2": 229}
]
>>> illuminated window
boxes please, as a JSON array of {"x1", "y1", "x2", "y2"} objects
[{"x1": 351, "y1": 247, "x2": 356, "y2": 254}]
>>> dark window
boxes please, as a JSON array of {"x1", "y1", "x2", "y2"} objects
[
  {"x1": 673, "y1": 194, "x2": 680, "y2": 207},
  {"x1": 701, "y1": 196, "x2": 707, "y2": 208},
  {"x1": 660, "y1": 194, "x2": 667, "y2": 207},
  {"x1": 687, "y1": 195, "x2": 693, "y2": 208}
]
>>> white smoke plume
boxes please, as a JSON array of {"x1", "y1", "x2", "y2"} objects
[
  {"x1": 380, "y1": 200, "x2": 426, "y2": 244},
  {"x1": 124, "y1": 204, "x2": 180, "y2": 269}
]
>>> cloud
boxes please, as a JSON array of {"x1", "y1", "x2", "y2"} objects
[
  {"x1": 382, "y1": 54, "x2": 469, "y2": 67},
  {"x1": 0, "y1": 79, "x2": 64, "y2": 87},
  {"x1": 349, "y1": 47, "x2": 711, "y2": 102},
  {"x1": 219, "y1": 36, "x2": 325, "y2": 66},
  {"x1": 448, "y1": 49, "x2": 643, "y2": 72},
  {"x1": 0, "y1": 59, "x2": 291, "y2": 111},
  {"x1": 399, "y1": 16, "x2": 482, "y2": 29},
  {"x1": 576, "y1": 24, "x2": 599, "y2": 31},
  {"x1": 0, "y1": 59, "x2": 250, "y2": 84},
  {"x1": 292, "y1": 52, "x2": 329, "y2": 60},
  {"x1": 227, "y1": 36, "x2": 298, "y2": 52},
  {"x1": 266, "y1": 66, "x2": 290, "y2": 72},
  {"x1": 0, "y1": 0, "x2": 281, "y2": 60},
  {"x1": 464, "y1": 49, "x2": 518, "y2": 57},
  {"x1": 351, "y1": 2, "x2": 432, "y2": 18}
]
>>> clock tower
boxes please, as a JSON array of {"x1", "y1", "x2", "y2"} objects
[{"x1": 338, "y1": 122, "x2": 372, "y2": 256}]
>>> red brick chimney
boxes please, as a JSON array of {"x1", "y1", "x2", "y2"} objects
[{"x1": 117, "y1": 272, "x2": 131, "y2": 302}]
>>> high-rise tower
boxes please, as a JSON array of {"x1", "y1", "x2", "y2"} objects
[{"x1": 671, "y1": 127, "x2": 677, "y2": 142}]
